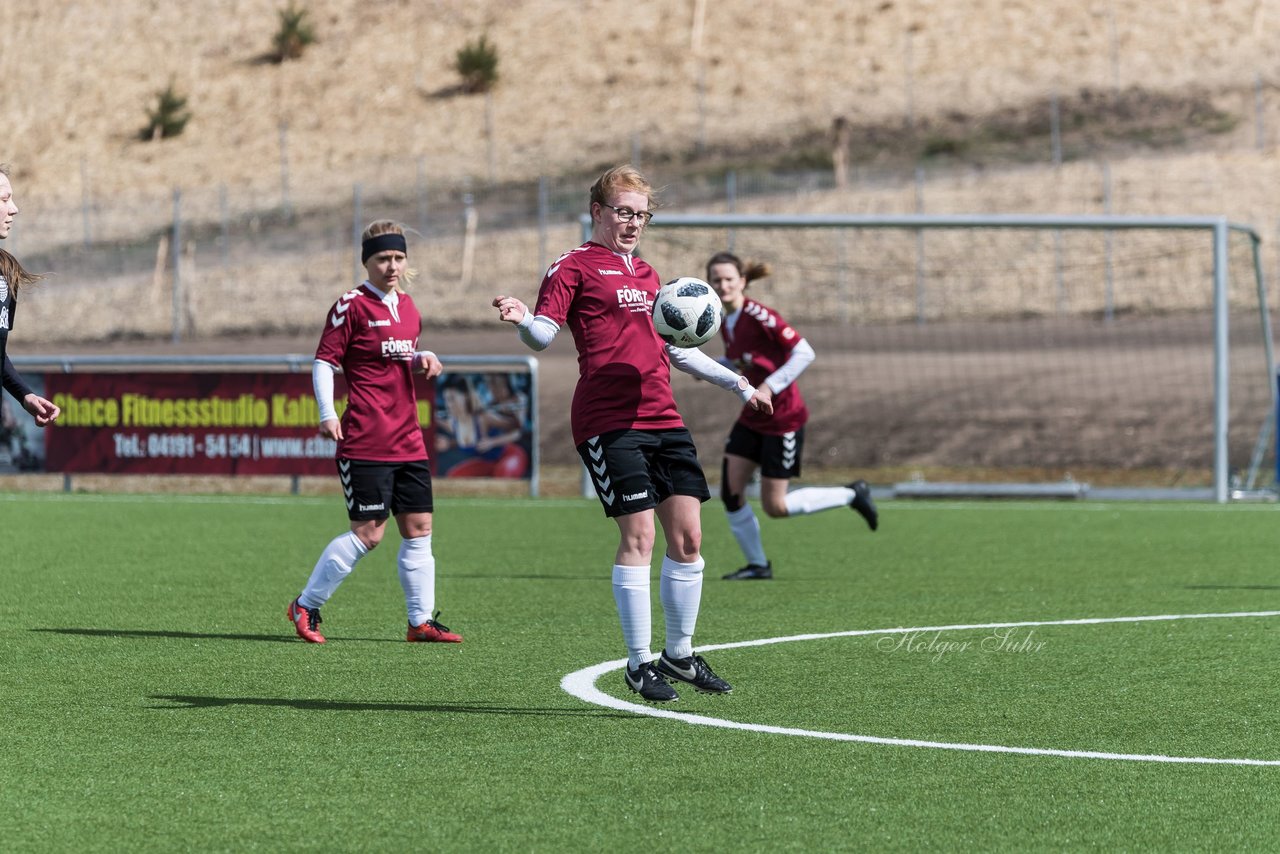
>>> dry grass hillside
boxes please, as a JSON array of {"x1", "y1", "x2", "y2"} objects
[
  {"x1": 4, "y1": 1, "x2": 1280, "y2": 343},
  {"x1": 2, "y1": 0, "x2": 1279, "y2": 210}
]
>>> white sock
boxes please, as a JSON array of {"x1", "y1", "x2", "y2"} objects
[
  {"x1": 398, "y1": 535, "x2": 435, "y2": 626},
  {"x1": 659, "y1": 555, "x2": 703, "y2": 660},
  {"x1": 612, "y1": 564, "x2": 652, "y2": 670},
  {"x1": 783, "y1": 486, "x2": 854, "y2": 516},
  {"x1": 299, "y1": 531, "x2": 368, "y2": 609},
  {"x1": 726, "y1": 504, "x2": 768, "y2": 567}
]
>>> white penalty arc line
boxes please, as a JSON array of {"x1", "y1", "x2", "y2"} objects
[{"x1": 560, "y1": 610, "x2": 1280, "y2": 766}]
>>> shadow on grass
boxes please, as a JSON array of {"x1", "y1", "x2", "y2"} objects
[
  {"x1": 147, "y1": 694, "x2": 632, "y2": 718},
  {"x1": 447, "y1": 573, "x2": 605, "y2": 581},
  {"x1": 1184, "y1": 585, "x2": 1280, "y2": 591},
  {"x1": 31, "y1": 627, "x2": 398, "y2": 643}
]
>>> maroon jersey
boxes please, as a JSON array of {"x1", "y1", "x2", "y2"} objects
[
  {"x1": 721, "y1": 298, "x2": 809, "y2": 435},
  {"x1": 534, "y1": 242, "x2": 683, "y2": 446},
  {"x1": 315, "y1": 283, "x2": 427, "y2": 461}
]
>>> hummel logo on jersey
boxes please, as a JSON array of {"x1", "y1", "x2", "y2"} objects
[
  {"x1": 330, "y1": 298, "x2": 354, "y2": 328},
  {"x1": 546, "y1": 245, "x2": 590, "y2": 278},
  {"x1": 599, "y1": 268, "x2": 623, "y2": 276},
  {"x1": 368, "y1": 319, "x2": 390, "y2": 327},
  {"x1": 623, "y1": 490, "x2": 649, "y2": 502},
  {"x1": 745, "y1": 302, "x2": 778, "y2": 328}
]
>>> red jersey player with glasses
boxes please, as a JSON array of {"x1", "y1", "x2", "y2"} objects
[
  {"x1": 492, "y1": 165, "x2": 772, "y2": 703},
  {"x1": 286, "y1": 220, "x2": 462, "y2": 644},
  {"x1": 707, "y1": 252, "x2": 878, "y2": 582}
]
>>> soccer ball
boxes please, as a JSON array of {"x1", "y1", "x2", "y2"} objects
[{"x1": 651, "y1": 277, "x2": 723, "y2": 348}]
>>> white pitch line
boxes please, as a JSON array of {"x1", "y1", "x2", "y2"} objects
[{"x1": 560, "y1": 611, "x2": 1280, "y2": 766}]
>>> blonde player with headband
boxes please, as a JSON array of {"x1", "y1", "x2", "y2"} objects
[{"x1": 286, "y1": 220, "x2": 462, "y2": 645}]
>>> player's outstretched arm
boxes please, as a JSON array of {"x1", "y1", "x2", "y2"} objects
[
  {"x1": 414, "y1": 350, "x2": 443, "y2": 379},
  {"x1": 492, "y1": 295, "x2": 527, "y2": 325},
  {"x1": 311, "y1": 359, "x2": 344, "y2": 441},
  {"x1": 22, "y1": 393, "x2": 60, "y2": 427},
  {"x1": 667, "y1": 343, "x2": 773, "y2": 415},
  {"x1": 746, "y1": 387, "x2": 773, "y2": 415},
  {"x1": 762, "y1": 338, "x2": 815, "y2": 395},
  {"x1": 493, "y1": 295, "x2": 559, "y2": 352}
]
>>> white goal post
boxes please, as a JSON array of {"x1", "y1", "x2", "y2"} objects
[{"x1": 598, "y1": 212, "x2": 1275, "y2": 503}]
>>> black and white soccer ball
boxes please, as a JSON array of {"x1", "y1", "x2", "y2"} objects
[{"x1": 651, "y1": 276, "x2": 723, "y2": 348}]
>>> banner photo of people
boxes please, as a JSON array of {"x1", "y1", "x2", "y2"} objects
[
  {"x1": 432, "y1": 371, "x2": 533, "y2": 479},
  {"x1": 0, "y1": 374, "x2": 50, "y2": 473}
]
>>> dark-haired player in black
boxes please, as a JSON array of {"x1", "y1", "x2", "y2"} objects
[
  {"x1": 0, "y1": 165, "x2": 60, "y2": 430},
  {"x1": 707, "y1": 251, "x2": 876, "y2": 582}
]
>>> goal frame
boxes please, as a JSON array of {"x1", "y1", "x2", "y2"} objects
[{"x1": 585, "y1": 212, "x2": 1275, "y2": 503}]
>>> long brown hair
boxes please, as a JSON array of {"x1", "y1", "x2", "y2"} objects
[
  {"x1": 0, "y1": 165, "x2": 42, "y2": 296},
  {"x1": 705, "y1": 251, "x2": 771, "y2": 288}
]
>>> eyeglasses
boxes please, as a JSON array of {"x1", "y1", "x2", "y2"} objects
[{"x1": 603, "y1": 203, "x2": 654, "y2": 225}]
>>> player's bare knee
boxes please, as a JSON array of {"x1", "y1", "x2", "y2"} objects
[
  {"x1": 353, "y1": 528, "x2": 384, "y2": 551},
  {"x1": 721, "y1": 484, "x2": 745, "y2": 513},
  {"x1": 669, "y1": 530, "x2": 702, "y2": 560},
  {"x1": 761, "y1": 498, "x2": 789, "y2": 519},
  {"x1": 620, "y1": 529, "x2": 656, "y2": 557},
  {"x1": 720, "y1": 459, "x2": 745, "y2": 512}
]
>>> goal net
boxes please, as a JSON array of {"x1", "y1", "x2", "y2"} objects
[{"x1": 628, "y1": 214, "x2": 1275, "y2": 502}]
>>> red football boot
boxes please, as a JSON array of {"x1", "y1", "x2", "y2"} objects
[
  {"x1": 406, "y1": 612, "x2": 462, "y2": 643},
  {"x1": 286, "y1": 597, "x2": 326, "y2": 644}
]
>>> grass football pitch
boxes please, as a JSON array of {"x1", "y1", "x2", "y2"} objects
[{"x1": 2, "y1": 491, "x2": 1278, "y2": 851}]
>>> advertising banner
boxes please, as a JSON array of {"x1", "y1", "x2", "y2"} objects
[
  {"x1": 3, "y1": 366, "x2": 532, "y2": 482},
  {"x1": 37, "y1": 372, "x2": 433, "y2": 475}
]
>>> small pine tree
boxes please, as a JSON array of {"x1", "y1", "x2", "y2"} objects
[
  {"x1": 142, "y1": 81, "x2": 191, "y2": 141},
  {"x1": 455, "y1": 35, "x2": 499, "y2": 94},
  {"x1": 273, "y1": 2, "x2": 316, "y2": 62}
]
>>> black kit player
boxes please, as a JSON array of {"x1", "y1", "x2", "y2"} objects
[
  {"x1": 708, "y1": 251, "x2": 877, "y2": 581},
  {"x1": 492, "y1": 165, "x2": 772, "y2": 703},
  {"x1": 0, "y1": 166, "x2": 60, "y2": 430},
  {"x1": 286, "y1": 220, "x2": 462, "y2": 645}
]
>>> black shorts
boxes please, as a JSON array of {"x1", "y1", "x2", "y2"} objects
[
  {"x1": 338, "y1": 458, "x2": 434, "y2": 521},
  {"x1": 577, "y1": 428, "x2": 711, "y2": 518},
  {"x1": 724, "y1": 422, "x2": 805, "y2": 480}
]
